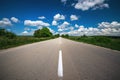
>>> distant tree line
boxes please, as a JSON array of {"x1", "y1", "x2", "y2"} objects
[
  {"x1": 0, "y1": 28, "x2": 16, "y2": 39},
  {"x1": 0, "y1": 27, "x2": 70, "y2": 39},
  {"x1": 61, "y1": 34, "x2": 69, "y2": 38},
  {"x1": 33, "y1": 27, "x2": 71, "y2": 38},
  {"x1": 34, "y1": 27, "x2": 60, "y2": 38},
  {"x1": 34, "y1": 27, "x2": 52, "y2": 38}
]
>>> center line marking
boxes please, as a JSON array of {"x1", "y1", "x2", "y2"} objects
[{"x1": 58, "y1": 50, "x2": 63, "y2": 78}]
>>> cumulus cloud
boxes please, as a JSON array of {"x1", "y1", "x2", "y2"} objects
[
  {"x1": 52, "y1": 20, "x2": 58, "y2": 26},
  {"x1": 54, "y1": 13, "x2": 65, "y2": 21},
  {"x1": 60, "y1": 21, "x2": 120, "y2": 36},
  {"x1": 75, "y1": 24, "x2": 79, "y2": 28},
  {"x1": 52, "y1": 13, "x2": 65, "y2": 27},
  {"x1": 70, "y1": 15, "x2": 79, "y2": 21},
  {"x1": 21, "y1": 28, "x2": 37, "y2": 36},
  {"x1": 11, "y1": 17, "x2": 19, "y2": 23},
  {"x1": 0, "y1": 18, "x2": 12, "y2": 27},
  {"x1": 78, "y1": 25, "x2": 85, "y2": 31},
  {"x1": 98, "y1": 21, "x2": 120, "y2": 29},
  {"x1": 24, "y1": 20, "x2": 50, "y2": 27},
  {"x1": 58, "y1": 21, "x2": 70, "y2": 31},
  {"x1": 62, "y1": 21, "x2": 70, "y2": 25},
  {"x1": 22, "y1": 31, "x2": 28, "y2": 34},
  {"x1": 21, "y1": 31, "x2": 30, "y2": 35},
  {"x1": 58, "y1": 26, "x2": 74, "y2": 32},
  {"x1": 74, "y1": 0, "x2": 109, "y2": 11},
  {"x1": 98, "y1": 21, "x2": 120, "y2": 36},
  {"x1": 65, "y1": 26, "x2": 101, "y2": 36},
  {"x1": 38, "y1": 16, "x2": 46, "y2": 19},
  {"x1": 92, "y1": 3, "x2": 109, "y2": 10}
]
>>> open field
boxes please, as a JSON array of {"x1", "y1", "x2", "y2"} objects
[
  {"x1": 64, "y1": 36, "x2": 120, "y2": 51},
  {"x1": 0, "y1": 36, "x2": 54, "y2": 49}
]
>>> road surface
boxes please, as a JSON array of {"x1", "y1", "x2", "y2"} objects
[{"x1": 0, "y1": 37, "x2": 120, "y2": 80}]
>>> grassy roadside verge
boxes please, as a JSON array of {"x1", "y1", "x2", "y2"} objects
[
  {"x1": 63, "y1": 36, "x2": 120, "y2": 51},
  {"x1": 0, "y1": 36, "x2": 55, "y2": 50}
]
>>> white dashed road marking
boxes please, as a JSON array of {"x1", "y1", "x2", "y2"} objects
[{"x1": 58, "y1": 50, "x2": 63, "y2": 78}]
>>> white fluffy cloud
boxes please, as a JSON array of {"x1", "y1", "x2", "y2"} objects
[
  {"x1": 75, "y1": 24, "x2": 79, "y2": 28},
  {"x1": 74, "y1": 0, "x2": 109, "y2": 11},
  {"x1": 60, "y1": 21, "x2": 120, "y2": 36},
  {"x1": 38, "y1": 16, "x2": 46, "y2": 19},
  {"x1": 54, "y1": 13, "x2": 65, "y2": 21},
  {"x1": 24, "y1": 20, "x2": 54, "y2": 35},
  {"x1": 98, "y1": 21, "x2": 120, "y2": 29},
  {"x1": 52, "y1": 13, "x2": 65, "y2": 27},
  {"x1": 58, "y1": 21, "x2": 70, "y2": 31},
  {"x1": 70, "y1": 15, "x2": 78, "y2": 21},
  {"x1": 92, "y1": 3, "x2": 109, "y2": 10},
  {"x1": 21, "y1": 28, "x2": 37, "y2": 35},
  {"x1": 0, "y1": 18, "x2": 12, "y2": 27},
  {"x1": 24, "y1": 20, "x2": 50, "y2": 27},
  {"x1": 98, "y1": 21, "x2": 120, "y2": 36},
  {"x1": 11, "y1": 17, "x2": 19, "y2": 23},
  {"x1": 62, "y1": 21, "x2": 70, "y2": 25},
  {"x1": 21, "y1": 30, "x2": 33, "y2": 35},
  {"x1": 52, "y1": 20, "x2": 58, "y2": 26},
  {"x1": 22, "y1": 31, "x2": 28, "y2": 34},
  {"x1": 65, "y1": 26, "x2": 101, "y2": 36}
]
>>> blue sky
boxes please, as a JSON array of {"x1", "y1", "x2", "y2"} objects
[{"x1": 0, "y1": 0, "x2": 120, "y2": 36}]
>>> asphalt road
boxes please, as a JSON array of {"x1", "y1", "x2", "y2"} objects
[{"x1": 0, "y1": 37, "x2": 120, "y2": 80}]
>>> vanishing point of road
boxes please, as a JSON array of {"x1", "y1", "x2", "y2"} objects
[{"x1": 0, "y1": 37, "x2": 120, "y2": 80}]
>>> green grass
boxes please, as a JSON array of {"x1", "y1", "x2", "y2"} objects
[
  {"x1": 64, "y1": 36, "x2": 120, "y2": 51},
  {"x1": 0, "y1": 36, "x2": 54, "y2": 50}
]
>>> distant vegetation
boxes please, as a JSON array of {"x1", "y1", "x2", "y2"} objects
[
  {"x1": 61, "y1": 34, "x2": 69, "y2": 38},
  {"x1": 1, "y1": 27, "x2": 119, "y2": 51},
  {"x1": 0, "y1": 28, "x2": 59, "y2": 49},
  {"x1": 54, "y1": 34, "x2": 60, "y2": 37},
  {"x1": 0, "y1": 29, "x2": 16, "y2": 39},
  {"x1": 62, "y1": 35, "x2": 120, "y2": 51},
  {"x1": 34, "y1": 27, "x2": 52, "y2": 38}
]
